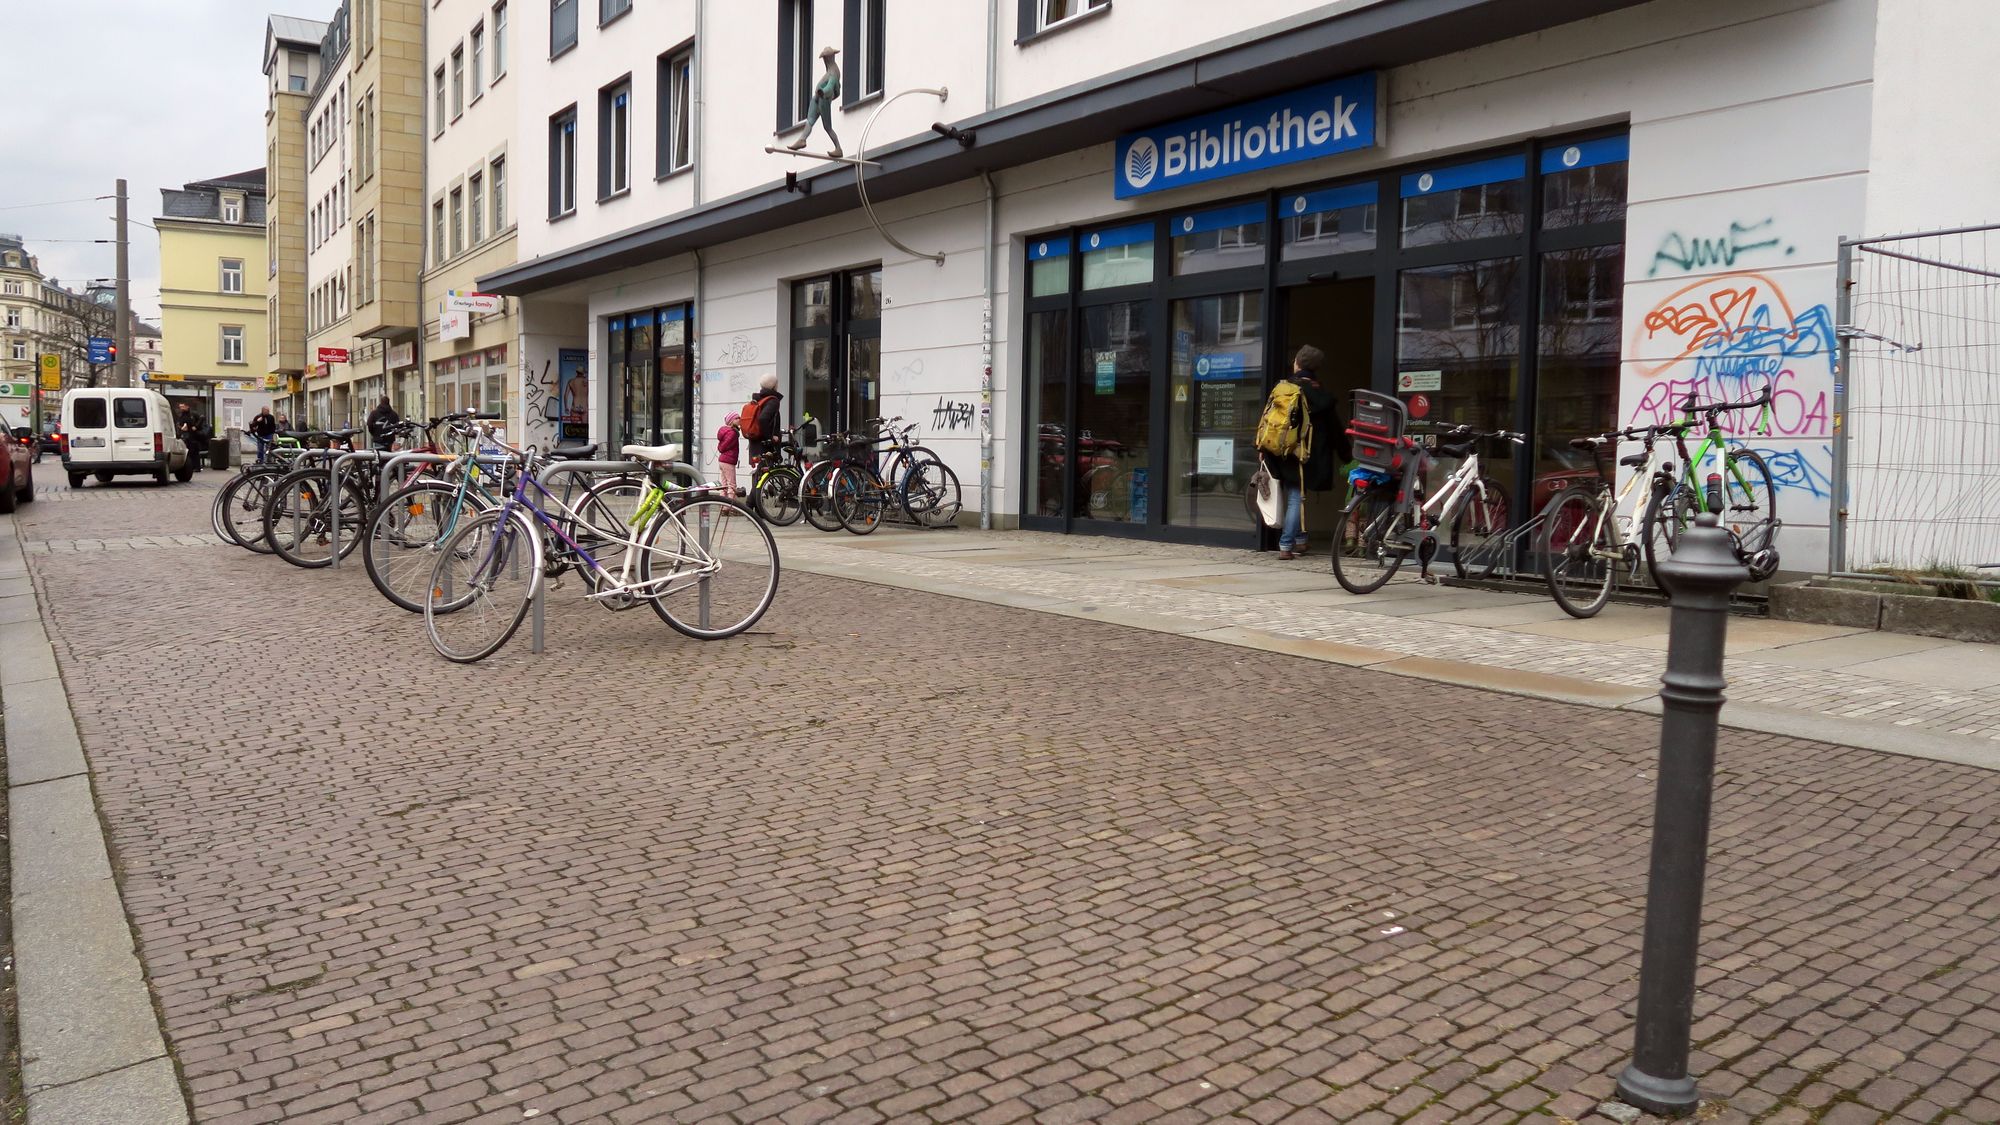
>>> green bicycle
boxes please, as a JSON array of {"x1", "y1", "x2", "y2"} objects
[{"x1": 1646, "y1": 384, "x2": 1782, "y2": 582}]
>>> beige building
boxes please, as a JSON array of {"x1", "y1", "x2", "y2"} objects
[
  {"x1": 267, "y1": 1, "x2": 425, "y2": 429},
  {"x1": 421, "y1": 0, "x2": 517, "y2": 430},
  {"x1": 156, "y1": 171, "x2": 273, "y2": 430}
]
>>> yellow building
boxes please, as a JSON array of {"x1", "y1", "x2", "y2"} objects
[{"x1": 157, "y1": 172, "x2": 274, "y2": 429}]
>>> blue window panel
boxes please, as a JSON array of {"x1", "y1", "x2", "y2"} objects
[
  {"x1": 658, "y1": 306, "x2": 687, "y2": 324},
  {"x1": 1173, "y1": 201, "x2": 1265, "y2": 237},
  {"x1": 1540, "y1": 135, "x2": 1630, "y2": 174},
  {"x1": 1027, "y1": 236, "x2": 1071, "y2": 262},
  {"x1": 1285, "y1": 182, "x2": 1377, "y2": 217},
  {"x1": 1400, "y1": 154, "x2": 1526, "y2": 198},
  {"x1": 1081, "y1": 223, "x2": 1154, "y2": 252}
]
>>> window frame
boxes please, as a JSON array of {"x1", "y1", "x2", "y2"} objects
[
  {"x1": 1017, "y1": 0, "x2": 1109, "y2": 44},
  {"x1": 469, "y1": 171, "x2": 485, "y2": 244},
  {"x1": 220, "y1": 258, "x2": 244, "y2": 294},
  {"x1": 491, "y1": 155, "x2": 508, "y2": 229},
  {"x1": 548, "y1": 106, "x2": 578, "y2": 219},
  {"x1": 599, "y1": 77, "x2": 634, "y2": 199},
  {"x1": 657, "y1": 42, "x2": 695, "y2": 178},
  {"x1": 451, "y1": 46, "x2": 466, "y2": 120},
  {"x1": 450, "y1": 187, "x2": 465, "y2": 258},
  {"x1": 600, "y1": 0, "x2": 631, "y2": 26},
  {"x1": 775, "y1": 0, "x2": 813, "y2": 133},
  {"x1": 492, "y1": 1, "x2": 508, "y2": 79},
  {"x1": 433, "y1": 198, "x2": 447, "y2": 265},
  {"x1": 550, "y1": 0, "x2": 577, "y2": 58},
  {"x1": 221, "y1": 193, "x2": 243, "y2": 223},
  {"x1": 842, "y1": 0, "x2": 885, "y2": 106},
  {"x1": 219, "y1": 325, "x2": 246, "y2": 365},
  {"x1": 470, "y1": 23, "x2": 486, "y2": 100},
  {"x1": 434, "y1": 64, "x2": 447, "y2": 136}
]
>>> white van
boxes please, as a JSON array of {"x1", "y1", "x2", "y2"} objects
[{"x1": 60, "y1": 388, "x2": 192, "y2": 487}]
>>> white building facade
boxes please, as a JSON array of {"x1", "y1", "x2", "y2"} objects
[{"x1": 479, "y1": 0, "x2": 2000, "y2": 569}]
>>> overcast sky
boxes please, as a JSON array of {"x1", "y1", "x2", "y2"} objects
[{"x1": 0, "y1": 2, "x2": 273, "y2": 322}]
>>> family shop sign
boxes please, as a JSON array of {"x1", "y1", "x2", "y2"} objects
[{"x1": 1114, "y1": 72, "x2": 1382, "y2": 199}]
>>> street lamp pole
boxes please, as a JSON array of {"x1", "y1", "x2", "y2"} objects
[
  {"x1": 1615, "y1": 512, "x2": 1749, "y2": 1116},
  {"x1": 114, "y1": 179, "x2": 132, "y2": 389}
]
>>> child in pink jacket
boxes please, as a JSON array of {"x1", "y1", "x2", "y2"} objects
[{"x1": 717, "y1": 412, "x2": 741, "y2": 496}]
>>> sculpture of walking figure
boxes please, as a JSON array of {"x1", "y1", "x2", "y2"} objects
[{"x1": 789, "y1": 46, "x2": 843, "y2": 158}]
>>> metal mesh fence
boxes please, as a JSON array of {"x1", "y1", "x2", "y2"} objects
[{"x1": 1840, "y1": 224, "x2": 2000, "y2": 574}]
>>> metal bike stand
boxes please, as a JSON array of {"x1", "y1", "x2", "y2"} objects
[
  {"x1": 327, "y1": 450, "x2": 386, "y2": 570},
  {"x1": 376, "y1": 451, "x2": 456, "y2": 503},
  {"x1": 280, "y1": 449, "x2": 341, "y2": 554}
]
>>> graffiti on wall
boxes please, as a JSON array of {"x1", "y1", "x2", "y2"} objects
[
  {"x1": 1627, "y1": 271, "x2": 1835, "y2": 438},
  {"x1": 523, "y1": 359, "x2": 562, "y2": 445},
  {"x1": 1737, "y1": 442, "x2": 1835, "y2": 500},
  {"x1": 1647, "y1": 219, "x2": 1795, "y2": 278},
  {"x1": 930, "y1": 398, "x2": 976, "y2": 433}
]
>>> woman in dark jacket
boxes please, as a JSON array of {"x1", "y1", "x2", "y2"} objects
[{"x1": 1273, "y1": 346, "x2": 1344, "y2": 559}]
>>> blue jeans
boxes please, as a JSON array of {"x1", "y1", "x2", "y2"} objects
[
  {"x1": 1279, "y1": 482, "x2": 1305, "y2": 551},
  {"x1": 253, "y1": 435, "x2": 273, "y2": 463}
]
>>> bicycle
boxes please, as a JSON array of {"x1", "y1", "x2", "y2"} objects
[
  {"x1": 211, "y1": 435, "x2": 305, "y2": 550},
  {"x1": 1540, "y1": 422, "x2": 1687, "y2": 618},
  {"x1": 1648, "y1": 386, "x2": 1782, "y2": 582},
  {"x1": 748, "y1": 419, "x2": 818, "y2": 526},
  {"x1": 1330, "y1": 424, "x2": 1525, "y2": 595},
  {"x1": 831, "y1": 417, "x2": 962, "y2": 534},
  {"x1": 422, "y1": 441, "x2": 780, "y2": 662}
]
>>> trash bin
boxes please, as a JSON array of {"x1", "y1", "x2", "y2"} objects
[{"x1": 209, "y1": 436, "x2": 230, "y2": 471}]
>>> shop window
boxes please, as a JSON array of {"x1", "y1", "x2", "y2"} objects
[
  {"x1": 1171, "y1": 202, "x2": 1266, "y2": 276},
  {"x1": 1025, "y1": 309, "x2": 1070, "y2": 517},
  {"x1": 1541, "y1": 136, "x2": 1629, "y2": 230},
  {"x1": 1081, "y1": 223, "x2": 1153, "y2": 290},
  {"x1": 1027, "y1": 236, "x2": 1069, "y2": 298},
  {"x1": 1075, "y1": 300, "x2": 1150, "y2": 521},
  {"x1": 791, "y1": 267, "x2": 881, "y2": 431},
  {"x1": 1533, "y1": 245, "x2": 1625, "y2": 507},
  {"x1": 1397, "y1": 256, "x2": 1521, "y2": 466},
  {"x1": 1280, "y1": 183, "x2": 1376, "y2": 260},
  {"x1": 1168, "y1": 291, "x2": 1263, "y2": 529},
  {"x1": 1400, "y1": 155, "x2": 1525, "y2": 248}
]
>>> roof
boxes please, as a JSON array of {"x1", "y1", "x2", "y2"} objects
[
  {"x1": 484, "y1": 0, "x2": 1650, "y2": 297},
  {"x1": 160, "y1": 171, "x2": 270, "y2": 227},
  {"x1": 197, "y1": 169, "x2": 267, "y2": 191},
  {"x1": 132, "y1": 321, "x2": 163, "y2": 339},
  {"x1": 269, "y1": 15, "x2": 329, "y2": 48}
]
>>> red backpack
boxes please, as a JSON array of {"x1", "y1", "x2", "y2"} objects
[{"x1": 738, "y1": 398, "x2": 767, "y2": 441}]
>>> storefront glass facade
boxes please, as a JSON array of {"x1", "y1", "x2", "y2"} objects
[
  {"x1": 606, "y1": 304, "x2": 693, "y2": 453},
  {"x1": 1021, "y1": 131, "x2": 1628, "y2": 546}
]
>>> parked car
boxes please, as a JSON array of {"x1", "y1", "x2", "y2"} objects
[
  {"x1": 59, "y1": 388, "x2": 192, "y2": 487},
  {"x1": 38, "y1": 422, "x2": 65, "y2": 461},
  {"x1": 1, "y1": 426, "x2": 34, "y2": 513}
]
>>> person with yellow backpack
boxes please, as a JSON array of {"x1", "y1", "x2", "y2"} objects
[{"x1": 1253, "y1": 345, "x2": 1344, "y2": 559}]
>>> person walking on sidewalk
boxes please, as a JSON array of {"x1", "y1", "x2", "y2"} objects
[
  {"x1": 249, "y1": 406, "x2": 278, "y2": 463},
  {"x1": 741, "y1": 373, "x2": 784, "y2": 462},
  {"x1": 716, "y1": 412, "x2": 742, "y2": 497},
  {"x1": 1254, "y1": 345, "x2": 1343, "y2": 560},
  {"x1": 366, "y1": 396, "x2": 401, "y2": 452}
]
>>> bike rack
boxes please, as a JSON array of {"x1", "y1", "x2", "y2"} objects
[
  {"x1": 528, "y1": 459, "x2": 703, "y2": 654},
  {"x1": 327, "y1": 449, "x2": 388, "y2": 571}
]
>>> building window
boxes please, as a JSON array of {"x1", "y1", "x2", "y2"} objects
[
  {"x1": 434, "y1": 64, "x2": 447, "y2": 134},
  {"x1": 777, "y1": 0, "x2": 812, "y2": 131},
  {"x1": 549, "y1": 108, "x2": 577, "y2": 217},
  {"x1": 601, "y1": 0, "x2": 630, "y2": 24},
  {"x1": 220, "y1": 326, "x2": 245, "y2": 364},
  {"x1": 657, "y1": 45, "x2": 694, "y2": 176},
  {"x1": 2, "y1": 281, "x2": 19, "y2": 295},
  {"x1": 599, "y1": 79, "x2": 631, "y2": 198},
  {"x1": 451, "y1": 188, "x2": 465, "y2": 257},
  {"x1": 220, "y1": 258, "x2": 244, "y2": 294},
  {"x1": 451, "y1": 47, "x2": 466, "y2": 118},
  {"x1": 551, "y1": 0, "x2": 577, "y2": 56},
  {"x1": 1022, "y1": 0, "x2": 1106, "y2": 38},
  {"x1": 434, "y1": 199, "x2": 447, "y2": 263},
  {"x1": 844, "y1": 0, "x2": 884, "y2": 103},
  {"x1": 469, "y1": 172, "x2": 485, "y2": 244},
  {"x1": 491, "y1": 156, "x2": 507, "y2": 228},
  {"x1": 493, "y1": 1, "x2": 508, "y2": 78},
  {"x1": 222, "y1": 193, "x2": 243, "y2": 223},
  {"x1": 359, "y1": 0, "x2": 373, "y2": 54},
  {"x1": 470, "y1": 24, "x2": 486, "y2": 99},
  {"x1": 9, "y1": 342, "x2": 25, "y2": 361},
  {"x1": 4, "y1": 308, "x2": 18, "y2": 329},
  {"x1": 791, "y1": 268, "x2": 882, "y2": 432}
]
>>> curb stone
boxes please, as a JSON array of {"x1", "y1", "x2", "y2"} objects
[{"x1": 0, "y1": 514, "x2": 190, "y2": 1124}]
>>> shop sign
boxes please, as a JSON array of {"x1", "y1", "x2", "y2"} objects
[
  {"x1": 1408, "y1": 393, "x2": 1432, "y2": 420},
  {"x1": 1094, "y1": 351, "x2": 1116, "y2": 394},
  {"x1": 440, "y1": 309, "x2": 470, "y2": 341},
  {"x1": 264, "y1": 375, "x2": 284, "y2": 389},
  {"x1": 0, "y1": 381, "x2": 31, "y2": 398},
  {"x1": 146, "y1": 372, "x2": 185, "y2": 383},
  {"x1": 1397, "y1": 369, "x2": 1442, "y2": 393},
  {"x1": 389, "y1": 341, "x2": 415, "y2": 369},
  {"x1": 444, "y1": 290, "x2": 503, "y2": 314},
  {"x1": 1196, "y1": 438, "x2": 1234, "y2": 475},
  {"x1": 1193, "y1": 353, "x2": 1246, "y2": 381},
  {"x1": 317, "y1": 346, "x2": 350, "y2": 364},
  {"x1": 1115, "y1": 71, "x2": 1381, "y2": 199}
]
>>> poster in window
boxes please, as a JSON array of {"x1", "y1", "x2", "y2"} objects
[{"x1": 558, "y1": 347, "x2": 589, "y2": 440}]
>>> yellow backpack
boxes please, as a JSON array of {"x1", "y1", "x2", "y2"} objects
[{"x1": 1254, "y1": 380, "x2": 1313, "y2": 460}]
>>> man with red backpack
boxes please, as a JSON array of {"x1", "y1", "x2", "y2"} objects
[{"x1": 739, "y1": 373, "x2": 784, "y2": 461}]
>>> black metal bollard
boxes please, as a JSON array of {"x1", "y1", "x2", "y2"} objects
[{"x1": 1616, "y1": 512, "x2": 1748, "y2": 1116}]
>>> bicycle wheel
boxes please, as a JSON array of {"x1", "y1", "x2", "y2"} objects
[
  {"x1": 902, "y1": 460, "x2": 962, "y2": 528},
  {"x1": 224, "y1": 471, "x2": 281, "y2": 553},
  {"x1": 1723, "y1": 448, "x2": 1780, "y2": 579},
  {"x1": 424, "y1": 509, "x2": 541, "y2": 662},
  {"x1": 364, "y1": 481, "x2": 476, "y2": 613},
  {"x1": 1445, "y1": 477, "x2": 1511, "y2": 580},
  {"x1": 210, "y1": 474, "x2": 239, "y2": 542},
  {"x1": 263, "y1": 469, "x2": 368, "y2": 569},
  {"x1": 1642, "y1": 482, "x2": 1694, "y2": 587},
  {"x1": 1330, "y1": 492, "x2": 1406, "y2": 595},
  {"x1": 640, "y1": 498, "x2": 780, "y2": 639},
  {"x1": 751, "y1": 465, "x2": 803, "y2": 526},
  {"x1": 801, "y1": 461, "x2": 845, "y2": 532},
  {"x1": 1543, "y1": 487, "x2": 1615, "y2": 618},
  {"x1": 834, "y1": 465, "x2": 886, "y2": 535}
]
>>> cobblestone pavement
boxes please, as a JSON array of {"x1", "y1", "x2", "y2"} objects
[
  {"x1": 15, "y1": 475, "x2": 2000, "y2": 1124},
  {"x1": 770, "y1": 529, "x2": 2000, "y2": 751}
]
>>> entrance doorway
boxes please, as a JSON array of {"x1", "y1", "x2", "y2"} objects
[{"x1": 1280, "y1": 278, "x2": 1374, "y2": 547}]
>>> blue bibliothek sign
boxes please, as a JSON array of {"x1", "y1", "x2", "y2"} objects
[
  {"x1": 1114, "y1": 71, "x2": 1382, "y2": 199},
  {"x1": 87, "y1": 336, "x2": 114, "y2": 364}
]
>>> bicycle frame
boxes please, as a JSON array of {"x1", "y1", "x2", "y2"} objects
[
  {"x1": 1670, "y1": 397, "x2": 1775, "y2": 514},
  {"x1": 495, "y1": 465, "x2": 716, "y2": 603}
]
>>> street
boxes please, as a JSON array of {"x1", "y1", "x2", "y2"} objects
[{"x1": 10, "y1": 474, "x2": 2000, "y2": 1125}]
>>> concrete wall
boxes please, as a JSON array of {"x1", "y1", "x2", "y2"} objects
[{"x1": 1865, "y1": 0, "x2": 2000, "y2": 235}]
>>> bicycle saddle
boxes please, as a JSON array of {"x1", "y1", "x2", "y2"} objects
[
  {"x1": 1619, "y1": 452, "x2": 1649, "y2": 468},
  {"x1": 1437, "y1": 442, "x2": 1474, "y2": 459},
  {"x1": 549, "y1": 441, "x2": 599, "y2": 461},
  {"x1": 620, "y1": 442, "x2": 684, "y2": 463},
  {"x1": 328, "y1": 427, "x2": 363, "y2": 439}
]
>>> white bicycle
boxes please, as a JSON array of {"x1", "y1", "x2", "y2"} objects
[{"x1": 1331, "y1": 425, "x2": 1523, "y2": 595}]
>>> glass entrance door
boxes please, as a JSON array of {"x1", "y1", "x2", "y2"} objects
[
  {"x1": 1168, "y1": 292, "x2": 1264, "y2": 530},
  {"x1": 790, "y1": 267, "x2": 881, "y2": 433},
  {"x1": 1075, "y1": 300, "x2": 1151, "y2": 522}
]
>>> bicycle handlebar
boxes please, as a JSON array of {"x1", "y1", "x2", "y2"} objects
[{"x1": 1440, "y1": 425, "x2": 1526, "y2": 445}]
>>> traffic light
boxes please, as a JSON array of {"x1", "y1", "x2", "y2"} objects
[{"x1": 108, "y1": 344, "x2": 118, "y2": 363}]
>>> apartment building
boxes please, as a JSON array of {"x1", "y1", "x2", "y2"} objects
[
  {"x1": 0, "y1": 236, "x2": 116, "y2": 430},
  {"x1": 267, "y1": 0, "x2": 426, "y2": 429},
  {"x1": 156, "y1": 171, "x2": 274, "y2": 429},
  {"x1": 470, "y1": 0, "x2": 1989, "y2": 568},
  {"x1": 423, "y1": 0, "x2": 520, "y2": 431}
]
